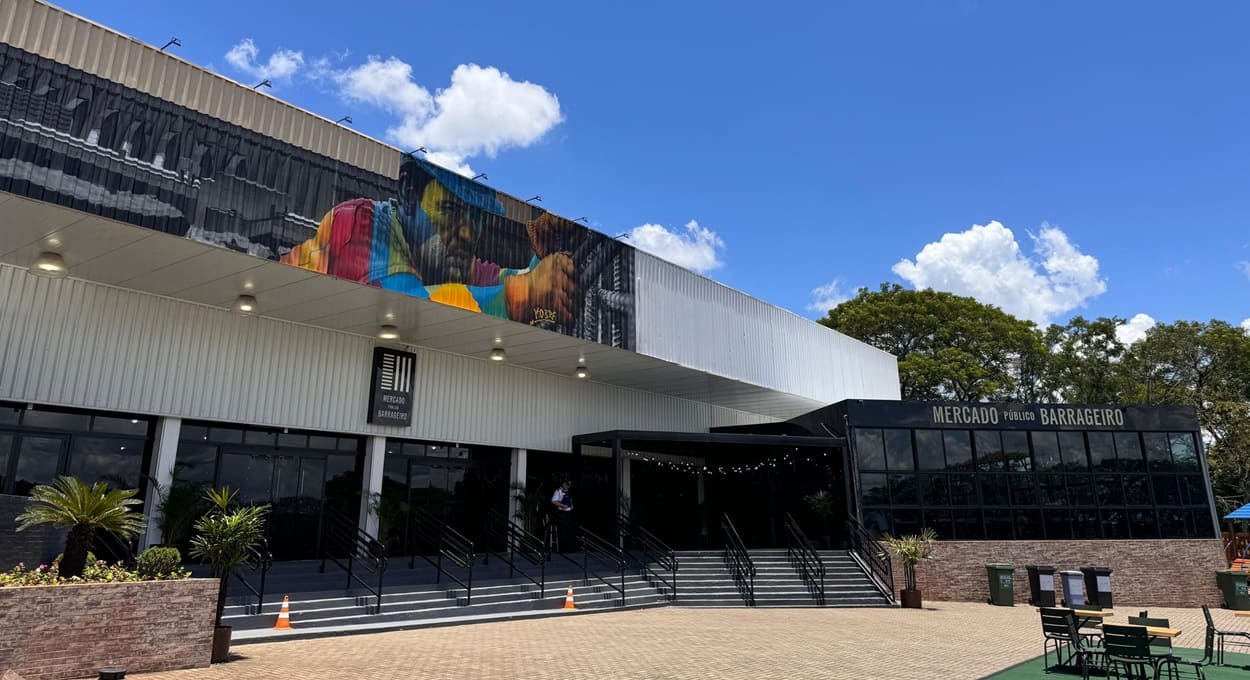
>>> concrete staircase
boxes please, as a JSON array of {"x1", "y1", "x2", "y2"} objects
[{"x1": 668, "y1": 549, "x2": 892, "y2": 608}]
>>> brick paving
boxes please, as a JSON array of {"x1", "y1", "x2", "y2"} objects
[{"x1": 131, "y1": 602, "x2": 1250, "y2": 680}]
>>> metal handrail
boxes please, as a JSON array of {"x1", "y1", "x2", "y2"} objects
[
  {"x1": 231, "y1": 536, "x2": 273, "y2": 613},
  {"x1": 549, "y1": 525, "x2": 626, "y2": 606},
  {"x1": 406, "y1": 506, "x2": 475, "y2": 605},
  {"x1": 317, "y1": 505, "x2": 387, "y2": 612},
  {"x1": 846, "y1": 518, "x2": 894, "y2": 603},
  {"x1": 482, "y1": 509, "x2": 546, "y2": 598},
  {"x1": 618, "y1": 512, "x2": 678, "y2": 601},
  {"x1": 95, "y1": 530, "x2": 138, "y2": 568},
  {"x1": 783, "y1": 513, "x2": 825, "y2": 606},
  {"x1": 721, "y1": 513, "x2": 755, "y2": 606}
]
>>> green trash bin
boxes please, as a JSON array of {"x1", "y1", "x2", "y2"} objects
[
  {"x1": 1216, "y1": 570, "x2": 1250, "y2": 610},
  {"x1": 986, "y1": 564, "x2": 1015, "y2": 606}
]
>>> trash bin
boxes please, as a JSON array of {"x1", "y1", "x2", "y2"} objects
[
  {"x1": 1081, "y1": 566, "x2": 1113, "y2": 608},
  {"x1": 1059, "y1": 570, "x2": 1085, "y2": 607},
  {"x1": 986, "y1": 563, "x2": 1015, "y2": 606},
  {"x1": 1216, "y1": 570, "x2": 1250, "y2": 610},
  {"x1": 1026, "y1": 565, "x2": 1056, "y2": 607}
]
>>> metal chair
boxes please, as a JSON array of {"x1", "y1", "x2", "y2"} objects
[
  {"x1": 1102, "y1": 623, "x2": 1158, "y2": 680},
  {"x1": 1040, "y1": 607, "x2": 1101, "y2": 678},
  {"x1": 1201, "y1": 604, "x2": 1250, "y2": 666},
  {"x1": 1128, "y1": 614, "x2": 1205, "y2": 680}
]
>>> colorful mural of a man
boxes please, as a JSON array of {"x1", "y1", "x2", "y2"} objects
[{"x1": 282, "y1": 157, "x2": 578, "y2": 326}]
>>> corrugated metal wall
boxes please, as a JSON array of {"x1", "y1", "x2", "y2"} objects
[
  {"x1": 0, "y1": 0, "x2": 399, "y2": 177},
  {"x1": 0, "y1": 265, "x2": 770, "y2": 451},
  {"x1": 634, "y1": 252, "x2": 900, "y2": 405}
]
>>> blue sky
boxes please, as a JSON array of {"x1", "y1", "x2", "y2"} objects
[{"x1": 56, "y1": 1, "x2": 1250, "y2": 336}]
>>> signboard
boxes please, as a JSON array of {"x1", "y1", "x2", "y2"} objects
[
  {"x1": 367, "y1": 348, "x2": 416, "y2": 426},
  {"x1": 834, "y1": 400, "x2": 1199, "y2": 433}
]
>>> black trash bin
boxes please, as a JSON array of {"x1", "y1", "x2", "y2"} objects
[
  {"x1": 1026, "y1": 565, "x2": 1056, "y2": 607},
  {"x1": 1081, "y1": 566, "x2": 1113, "y2": 608}
]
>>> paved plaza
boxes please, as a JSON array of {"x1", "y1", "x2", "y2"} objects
[{"x1": 130, "y1": 602, "x2": 1245, "y2": 680}]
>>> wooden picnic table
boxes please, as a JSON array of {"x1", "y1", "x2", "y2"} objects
[{"x1": 1236, "y1": 611, "x2": 1250, "y2": 617}]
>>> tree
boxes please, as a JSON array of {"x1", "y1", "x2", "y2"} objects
[
  {"x1": 189, "y1": 487, "x2": 269, "y2": 628},
  {"x1": 820, "y1": 284, "x2": 1046, "y2": 402},
  {"x1": 14, "y1": 476, "x2": 147, "y2": 578},
  {"x1": 1042, "y1": 316, "x2": 1134, "y2": 404}
]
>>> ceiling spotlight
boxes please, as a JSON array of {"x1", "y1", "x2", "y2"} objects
[
  {"x1": 490, "y1": 347, "x2": 506, "y2": 362},
  {"x1": 232, "y1": 294, "x2": 258, "y2": 314},
  {"x1": 377, "y1": 324, "x2": 401, "y2": 340},
  {"x1": 575, "y1": 365, "x2": 589, "y2": 379},
  {"x1": 472, "y1": 173, "x2": 488, "y2": 181},
  {"x1": 29, "y1": 251, "x2": 68, "y2": 278}
]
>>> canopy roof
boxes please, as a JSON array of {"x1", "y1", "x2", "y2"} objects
[{"x1": 1224, "y1": 502, "x2": 1250, "y2": 520}]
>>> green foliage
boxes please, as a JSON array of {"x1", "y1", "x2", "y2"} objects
[
  {"x1": 148, "y1": 477, "x2": 210, "y2": 550},
  {"x1": 880, "y1": 527, "x2": 937, "y2": 592},
  {"x1": 803, "y1": 491, "x2": 837, "y2": 520},
  {"x1": 15, "y1": 476, "x2": 146, "y2": 579},
  {"x1": 1043, "y1": 316, "x2": 1134, "y2": 404},
  {"x1": 189, "y1": 487, "x2": 269, "y2": 578},
  {"x1": 821, "y1": 284, "x2": 1045, "y2": 401},
  {"x1": 0, "y1": 559, "x2": 189, "y2": 587},
  {"x1": 136, "y1": 546, "x2": 183, "y2": 579}
]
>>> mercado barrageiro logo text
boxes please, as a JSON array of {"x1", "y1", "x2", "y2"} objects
[{"x1": 368, "y1": 347, "x2": 416, "y2": 426}]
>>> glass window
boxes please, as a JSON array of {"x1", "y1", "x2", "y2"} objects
[
  {"x1": 1099, "y1": 509, "x2": 1128, "y2": 539},
  {"x1": 1009, "y1": 475, "x2": 1037, "y2": 505},
  {"x1": 449, "y1": 447, "x2": 470, "y2": 460},
  {"x1": 180, "y1": 424, "x2": 209, "y2": 442},
  {"x1": 1072, "y1": 509, "x2": 1100, "y2": 538},
  {"x1": 0, "y1": 404, "x2": 19, "y2": 425},
  {"x1": 1067, "y1": 475, "x2": 1095, "y2": 505},
  {"x1": 1152, "y1": 475, "x2": 1183, "y2": 505},
  {"x1": 299, "y1": 459, "x2": 325, "y2": 501},
  {"x1": 21, "y1": 409, "x2": 90, "y2": 431},
  {"x1": 943, "y1": 431, "x2": 973, "y2": 471},
  {"x1": 984, "y1": 512, "x2": 1013, "y2": 540},
  {"x1": 915, "y1": 430, "x2": 945, "y2": 470},
  {"x1": 979, "y1": 474, "x2": 1009, "y2": 505},
  {"x1": 1031, "y1": 432, "x2": 1061, "y2": 471},
  {"x1": 1058, "y1": 432, "x2": 1088, "y2": 471},
  {"x1": 861, "y1": 508, "x2": 890, "y2": 537},
  {"x1": 219, "y1": 453, "x2": 272, "y2": 504},
  {"x1": 308, "y1": 436, "x2": 337, "y2": 451},
  {"x1": 948, "y1": 474, "x2": 978, "y2": 505},
  {"x1": 1158, "y1": 509, "x2": 1191, "y2": 539},
  {"x1": 0, "y1": 433, "x2": 12, "y2": 492},
  {"x1": 13, "y1": 436, "x2": 64, "y2": 495},
  {"x1": 860, "y1": 473, "x2": 889, "y2": 505},
  {"x1": 1184, "y1": 476, "x2": 1209, "y2": 507},
  {"x1": 1115, "y1": 432, "x2": 1144, "y2": 472},
  {"x1": 68, "y1": 437, "x2": 144, "y2": 490},
  {"x1": 402, "y1": 442, "x2": 427, "y2": 458},
  {"x1": 1014, "y1": 509, "x2": 1044, "y2": 539},
  {"x1": 1044, "y1": 509, "x2": 1073, "y2": 540},
  {"x1": 209, "y1": 427, "x2": 244, "y2": 444},
  {"x1": 273, "y1": 456, "x2": 300, "y2": 502},
  {"x1": 172, "y1": 443, "x2": 217, "y2": 485},
  {"x1": 919, "y1": 475, "x2": 949, "y2": 505},
  {"x1": 1087, "y1": 432, "x2": 1116, "y2": 471},
  {"x1": 889, "y1": 474, "x2": 918, "y2": 505},
  {"x1": 277, "y1": 433, "x2": 307, "y2": 449},
  {"x1": 1129, "y1": 509, "x2": 1158, "y2": 539},
  {"x1": 883, "y1": 429, "x2": 914, "y2": 471},
  {"x1": 1039, "y1": 474, "x2": 1066, "y2": 506},
  {"x1": 383, "y1": 455, "x2": 408, "y2": 493},
  {"x1": 426, "y1": 445, "x2": 450, "y2": 459},
  {"x1": 244, "y1": 429, "x2": 275, "y2": 447},
  {"x1": 975, "y1": 431, "x2": 1004, "y2": 472},
  {"x1": 1002, "y1": 431, "x2": 1031, "y2": 472},
  {"x1": 1096, "y1": 475, "x2": 1124, "y2": 507},
  {"x1": 1168, "y1": 433, "x2": 1198, "y2": 473},
  {"x1": 924, "y1": 509, "x2": 954, "y2": 540},
  {"x1": 92, "y1": 416, "x2": 149, "y2": 436},
  {"x1": 1143, "y1": 433, "x2": 1172, "y2": 472},
  {"x1": 338, "y1": 438, "x2": 361, "y2": 452},
  {"x1": 1190, "y1": 507, "x2": 1216, "y2": 538},
  {"x1": 951, "y1": 509, "x2": 983, "y2": 539},
  {"x1": 1122, "y1": 475, "x2": 1150, "y2": 505},
  {"x1": 892, "y1": 509, "x2": 922, "y2": 536}
]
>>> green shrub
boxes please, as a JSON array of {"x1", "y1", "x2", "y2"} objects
[{"x1": 137, "y1": 546, "x2": 182, "y2": 579}]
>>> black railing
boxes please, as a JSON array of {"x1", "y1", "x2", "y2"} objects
[
  {"x1": 317, "y1": 505, "x2": 387, "y2": 612},
  {"x1": 784, "y1": 513, "x2": 825, "y2": 606},
  {"x1": 846, "y1": 517, "x2": 894, "y2": 603},
  {"x1": 482, "y1": 509, "x2": 546, "y2": 598},
  {"x1": 95, "y1": 530, "x2": 138, "y2": 568},
  {"x1": 721, "y1": 513, "x2": 755, "y2": 606},
  {"x1": 618, "y1": 512, "x2": 677, "y2": 601},
  {"x1": 550, "y1": 526, "x2": 626, "y2": 606},
  {"x1": 406, "y1": 506, "x2": 475, "y2": 605},
  {"x1": 232, "y1": 537, "x2": 273, "y2": 613}
]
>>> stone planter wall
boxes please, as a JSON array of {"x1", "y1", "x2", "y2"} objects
[
  {"x1": 0, "y1": 578, "x2": 219, "y2": 679},
  {"x1": 890, "y1": 539, "x2": 1225, "y2": 608}
]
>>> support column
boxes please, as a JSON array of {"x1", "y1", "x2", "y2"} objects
[
  {"x1": 359, "y1": 436, "x2": 386, "y2": 537},
  {"x1": 141, "y1": 417, "x2": 182, "y2": 550},
  {"x1": 621, "y1": 457, "x2": 632, "y2": 517},
  {"x1": 508, "y1": 448, "x2": 528, "y2": 523}
]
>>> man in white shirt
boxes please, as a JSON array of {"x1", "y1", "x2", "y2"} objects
[{"x1": 551, "y1": 479, "x2": 574, "y2": 552}]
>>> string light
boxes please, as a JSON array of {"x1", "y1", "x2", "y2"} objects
[{"x1": 621, "y1": 449, "x2": 835, "y2": 476}]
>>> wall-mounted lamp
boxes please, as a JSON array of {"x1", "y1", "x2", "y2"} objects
[
  {"x1": 526, "y1": 195, "x2": 542, "y2": 203},
  {"x1": 472, "y1": 173, "x2": 488, "y2": 181},
  {"x1": 254, "y1": 79, "x2": 272, "y2": 90},
  {"x1": 575, "y1": 365, "x2": 589, "y2": 379},
  {"x1": 575, "y1": 217, "x2": 588, "y2": 224},
  {"x1": 409, "y1": 147, "x2": 427, "y2": 155},
  {"x1": 232, "y1": 294, "x2": 258, "y2": 315},
  {"x1": 377, "y1": 324, "x2": 400, "y2": 341},
  {"x1": 335, "y1": 116, "x2": 353, "y2": 125},
  {"x1": 490, "y1": 347, "x2": 506, "y2": 362},
  {"x1": 29, "y1": 251, "x2": 68, "y2": 278},
  {"x1": 160, "y1": 38, "x2": 181, "y2": 52}
]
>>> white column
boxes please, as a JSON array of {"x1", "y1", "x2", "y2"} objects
[
  {"x1": 141, "y1": 417, "x2": 182, "y2": 549},
  {"x1": 359, "y1": 436, "x2": 386, "y2": 536},
  {"x1": 508, "y1": 448, "x2": 528, "y2": 522}
]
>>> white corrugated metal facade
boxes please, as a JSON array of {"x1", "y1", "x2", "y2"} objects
[{"x1": 0, "y1": 265, "x2": 778, "y2": 452}]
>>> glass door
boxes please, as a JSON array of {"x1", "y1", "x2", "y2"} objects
[{"x1": 8, "y1": 434, "x2": 69, "y2": 496}]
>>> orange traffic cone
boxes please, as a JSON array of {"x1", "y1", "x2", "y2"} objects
[
  {"x1": 273, "y1": 595, "x2": 293, "y2": 630},
  {"x1": 563, "y1": 584, "x2": 576, "y2": 610}
]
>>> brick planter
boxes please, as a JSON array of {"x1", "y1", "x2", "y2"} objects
[
  {"x1": 0, "y1": 578, "x2": 219, "y2": 680},
  {"x1": 891, "y1": 539, "x2": 1225, "y2": 608}
]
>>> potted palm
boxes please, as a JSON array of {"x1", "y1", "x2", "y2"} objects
[
  {"x1": 14, "y1": 476, "x2": 146, "y2": 578},
  {"x1": 880, "y1": 528, "x2": 937, "y2": 609},
  {"x1": 189, "y1": 487, "x2": 268, "y2": 663},
  {"x1": 803, "y1": 490, "x2": 838, "y2": 548}
]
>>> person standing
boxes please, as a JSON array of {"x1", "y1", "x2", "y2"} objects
[{"x1": 550, "y1": 479, "x2": 574, "y2": 552}]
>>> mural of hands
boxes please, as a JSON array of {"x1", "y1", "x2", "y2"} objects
[
  {"x1": 526, "y1": 212, "x2": 579, "y2": 259},
  {"x1": 507, "y1": 252, "x2": 575, "y2": 326}
]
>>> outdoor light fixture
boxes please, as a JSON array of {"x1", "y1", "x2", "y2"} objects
[
  {"x1": 575, "y1": 365, "x2": 589, "y2": 379},
  {"x1": 472, "y1": 173, "x2": 488, "y2": 181},
  {"x1": 29, "y1": 251, "x2": 68, "y2": 278},
  {"x1": 526, "y1": 195, "x2": 542, "y2": 203},
  {"x1": 335, "y1": 116, "x2": 353, "y2": 125},
  {"x1": 254, "y1": 79, "x2": 272, "y2": 90},
  {"x1": 575, "y1": 217, "x2": 588, "y2": 223},
  {"x1": 231, "y1": 294, "x2": 258, "y2": 314},
  {"x1": 490, "y1": 347, "x2": 506, "y2": 361},
  {"x1": 377, "y1": 324, "x2": 401, "y2": 341},
  {"x1": 159, "y1": 38, "x2": 181, "y2": 52}
]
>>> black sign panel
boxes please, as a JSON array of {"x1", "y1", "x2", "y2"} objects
[
  {"x1": 836, "y1": 400, "x2": 1199, "y2": 433},
  {"x1": 367, "y1": 348, "x2": 416, "y2": 426}
]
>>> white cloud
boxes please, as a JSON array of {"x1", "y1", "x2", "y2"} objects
[
  {"x1": 807, "y1": 279, "x2": 851, "y2": 316},
  {"x1": 335, "y1": 59, "x2": 562, "y2": 176},
  {"x1": 892, "y1": 220, "x2": 1106, "y2": 325},
  {"x1": 225, "y1": 39, "x2": 304, "y2": 81},
  {"x1": 1115, "y1": 313, "x2": 1156, "y2": 345},
  {"x1": 1239, "y1": 261, "x2": 1250, "y2": 281},
  {"x1": 1242, "y1": 318, "x2": 1250, "y2": 333},
  {"x1": 622, "y1": 220, "x2": 725, "y2": 274}
]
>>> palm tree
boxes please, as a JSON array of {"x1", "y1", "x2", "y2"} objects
[
  {"x1": 189, "y1": 487, "x2": 268, "y2": 629},
  {"x1": 15, "y1": 476, "x2": 147, "y2": 578}
]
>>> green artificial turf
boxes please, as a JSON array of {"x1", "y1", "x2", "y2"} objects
[{"x1": 984, "y1": 648, "x2": 1250, "y2": 679}]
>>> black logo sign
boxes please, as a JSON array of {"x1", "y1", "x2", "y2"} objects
[{"x1": 368, "y1": 348, "x2": 415, "y2": 426}]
